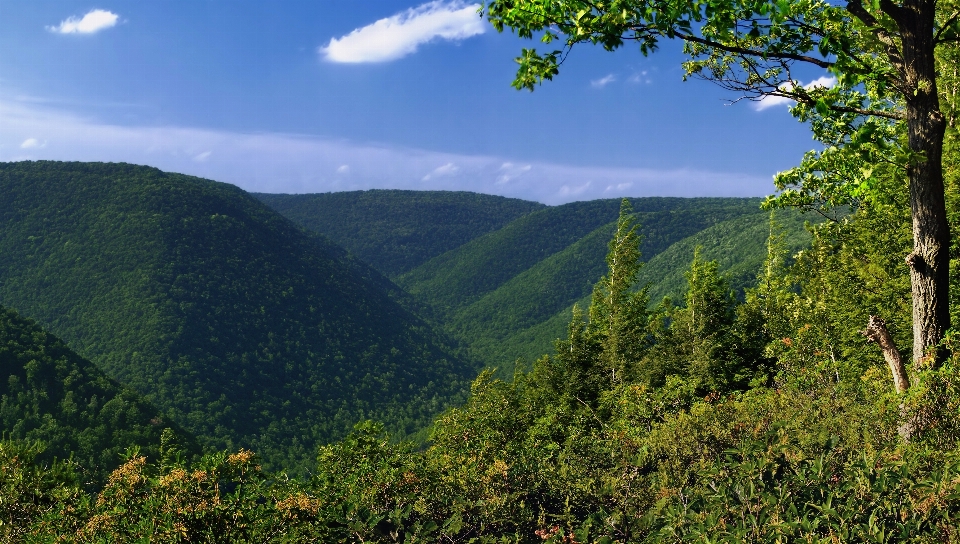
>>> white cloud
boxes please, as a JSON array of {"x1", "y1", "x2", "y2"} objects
[
  {"x1": 591, "y1": 74, "x2": 617, "y2": 89},
  {"x1": 20, "y1": 138, "x2": 46, "y2": 149},
  {"x1": 605, "y1": 182, "x2": 633, "y2": 192},
  {"x1": 628, "y1": 71, "x2": 651, "y2": 85},
  {"x1": 559, "y1": 181, "x2": 593, "y2": 197},
  {"x1": 422, "y1": 162, "x2": 459, "y2": 180},
  {"x1": 0, "y1": 97, "x2": 775, "y2": 205},
  {"x1": 320, "y1": 1, "x2": 485, "y2": 63},
  {"x1": 48, "y1": 9, "x2": 119, "y2": 34},
  {"x1": 337, "y1": 164, "x2": 350, "y2": 173},
  {"x1": 193, "y1": 151, "x2": 212, "y2": 162},
  {"x1": 496, "y1": 162, "x2": 531, "y2": 185},
  {"x1": 756, "y1": 75, "x2": 838, "y2": 111}
]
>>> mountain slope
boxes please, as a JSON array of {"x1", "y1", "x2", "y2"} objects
[
  {"x1": 254, "y1": 190, "x2": 545, "y2": 278},
  {"x1": 0, "y1": 305, "x2": 197, "y2": 485},
  {"x1": 396, "y1": 198, "x2": 766, "y2": 373},
  {"x1": 397, "y1": 198, "x2": 761, "y2": 319},
  {"x1": 637, "y1": 209, "x2": 817, "y2": 304},
  {"x1": 491, "y1": 209, "x2": 819, "y2": 368},
  {"x1": 0, "y1": 161, "x2": 474, "y2": 472}
]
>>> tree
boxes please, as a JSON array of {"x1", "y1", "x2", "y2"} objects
[
  {"x1": 483, "y1": 0, "x2": 960, "y2": 365},
  {"x1": 587, "y1": 198, "x2": 649, "y2": 385}
]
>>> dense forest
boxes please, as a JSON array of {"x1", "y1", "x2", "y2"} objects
[
  {"x1": 264, "y1": 195, "x2": 813, "y2": 375},
  {"x1": 254, "y1": 190, "x2": 545, "y2": 278},
  {"x1": 0, "y1": 162, "x2": 476, "y2": 474},
  {"x1": 0, "y1": 304, "x2": 199, "y2": 486},
  {"x1": 7, "y1": 187, "x2": 960, "y2": 541}
]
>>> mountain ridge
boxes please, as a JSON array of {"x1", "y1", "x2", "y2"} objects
[{"x1": 0, "y1": 161, "x2": 475, "y2": 473}]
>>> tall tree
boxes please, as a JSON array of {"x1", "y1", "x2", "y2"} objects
[
  {"x1": 483, "y1": 0, "x2": 960, "y2": 364},
  {"x1": 588, "y1": 199, "x2": 649, "y2": 385}
]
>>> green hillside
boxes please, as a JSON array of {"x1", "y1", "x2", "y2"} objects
[
  {"x1": 0, "y1": 161, "x2": 474, "y2": 473},
  {"x1": 255, "y1": 190, "x2": 544, "y2": 278},
  {"x1": 397, "y1": 198, "x2": 765, "y2": 373},
  {"x1": 397, "y1": 198, "x2": 761, "y2": 318},
  {"x1": 0, "y1": 304, "x2": 198, "y2": 485},
  {"x1": 483, "y1": 209, "x2": 818, "y2": 369},
  {"x1": 638, "y1": 209, "x2": 819, "y2": 304}
]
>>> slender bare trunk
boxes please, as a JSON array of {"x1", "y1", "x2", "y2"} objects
[
  {"x1": 863, "y1": 315, "x2": 915, "y2": 439},
  {"x1": 864, "y1": 315, "x2": 910, "y2": 393}
]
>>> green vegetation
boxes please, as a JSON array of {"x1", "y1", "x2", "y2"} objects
[
  {"x1": 398, "y1": 198, "x2": 759, "y2": 318},
  {"x1": 397, "y1": 198, "x2": 809, "y2": 375},
  {"x1": 8, "y1": 0, "x2": 960, "y2": 538},
  {"x1": 264, "y1": 193, "x2": 784, "y2": 375},
  {"x1": 485, "y1": 0, "x2": 953, "y2": 365},
  {"x1": 0, "y1": 305, "x2": 198, "y2": 486},
  {"x1": 8, "y1": 192, "x2": 960, "y2": 541},
  {"x1": 0, "y1": 161, "x2": 474, "y2": 474},
  {"x1": 637, "y1": 209, "x2": 820, "y2": 304},
  {"x1": 255, "y1": 190, "x2": 544, "y2": 278}
]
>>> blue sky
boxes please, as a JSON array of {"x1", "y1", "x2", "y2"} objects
[{"x1": 0, "y1": 1, "x2": 825, "y2": 204}]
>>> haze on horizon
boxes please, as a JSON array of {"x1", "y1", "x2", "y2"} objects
[{"x1": 0, "y1": 1, "x2": 824, "y2": 204}]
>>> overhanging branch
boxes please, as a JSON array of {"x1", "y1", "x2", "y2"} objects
[{"x1": 672, "y1": 30, "x2": 835, "y2": 69}]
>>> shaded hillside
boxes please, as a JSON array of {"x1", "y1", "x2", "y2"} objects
[
  {"x1": 488, "y1": 209, "x2": 818, "y2": 369},
  {"x1": 0, "y1": 305, "x2": 198, "y2": 485},
  {"x1": 0, "y1": 161, "x2": 474, "y2": 473},
  {"x1": 398, "y1": 198, "x2": 765, "y2": 374},
  {"x1": 638, "y1": 209, "x2": 818, "y2": 304},
  {"x1": 398, "y1": 198, "x2": 761, "y2": 319},
  {"x1": 255, "y1": 190, "x2": 544, "y2": 278}
]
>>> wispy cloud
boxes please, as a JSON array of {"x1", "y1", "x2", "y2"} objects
[
  {"x1": 320, "y1": 1, "x2": 485, "y2": 63},
  {"x1": 628, "y1": 70, "x2": 651, "y2": 85},
  {"x1": 20, "y1": 138, "x2": 46, "y2": 149},
  {"x1": 422, "y1": 162, "x2": 459, "y2": 180},
  {"x1": 756, "y1": 75, "x2": 838, "y2": 111},
  {"x1": 48, "y1": 9, "x2": 119, "y2": 34},
  {"x1": 337, "y1": 164, "x2": 350, "y2": 174},
  {"x1": 496, "y1": 162, "x2": 532, "y2": 185},
  {"x1": 0, "y1": 97, "x2": 775, "y2": 205},
  {"x1": 591, "y1": 74, "x2": 617, "y2": 89}
]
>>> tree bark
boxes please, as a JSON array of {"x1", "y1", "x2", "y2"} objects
[
  {"x1": 863, "y1": 315, "x2": 910, "y2": 393},
  {"x1": 863, "y1": 315, "x2": 916, "y2": 439},
  {"x1": 897, "y1": 0, "x2": 951, "y2": 365}
]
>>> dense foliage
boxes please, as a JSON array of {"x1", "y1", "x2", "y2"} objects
[
  {"x1": 0, "y1": 162, "x2": 475, "y2": 473},
  {"x1": 397, "y1": 198, "x2": 759, "y2": 319},
  {"x1": 255, "y1": 190, "x2": 544, "y2": 278},
  {"x1": 0, "y1": 304, "x2": 198, "y2": 486},
  {"x1": 9, "y1": 194, "x2": 960, "y2": 542},
  {"x1": 397, "y1": 197, "x2": 808, "y2": 375}
]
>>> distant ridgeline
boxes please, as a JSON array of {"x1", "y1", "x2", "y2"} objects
[
  {"x1": 262, "y1": 193, "x2": 817, "y2": 376},
  {"x1": 0, "y1": 162, "x2": 476, "y2": 473},
  {"x1": 254, "y1": 190, "x2": 546, "y2": 278},
  {"x1": 0, "y1": 304, "x2": 198, "y2": 485}
]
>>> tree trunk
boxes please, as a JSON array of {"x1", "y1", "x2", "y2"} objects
[
  {"x1": 899, "y1": 0, "x2": 951, "y2": 365},
  {"x1": 864, "y1": 315, "x2": 910, "y2": 393},
  {"x1": 863, "y1": 315, "x2": 916, "y2": 439}
]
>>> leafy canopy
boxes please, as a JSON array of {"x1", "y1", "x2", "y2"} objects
[{"x1": 481, "y1": 0, "x2": 960, "y2": 208}]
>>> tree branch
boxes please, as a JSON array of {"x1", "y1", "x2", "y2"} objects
[
  {"x1": 846, "y1": 0, "x2": 906, "y2": 77},
  {"x1": 672, "y1": 30, "x2": 835, "y2": 69}
]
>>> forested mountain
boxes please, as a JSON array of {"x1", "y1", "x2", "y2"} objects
[
  {"x1": 259, "y1": 193, "x2": 792, "y2": 374},
  {"x1": 0, "y1": 304, "x2": 198, "y2": 485},
  {"x1": 10, "y1": 195, "x2": 960, "y2": 542},
  {"x1": 0, "y1": 161, "x2": 474, "y2": 473},
  {"x1": 394, "y1": 198, "x2": 799, "y2": 373},
  {"x1": 637, "y1": 209, "x2": 818, "y2": 304},
  {"x1": 474, "y1": 209, "x2": 818, "y2": 368},
  {"x1": 254, "y1": 190, "x2": 544, "y2": 278}
]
